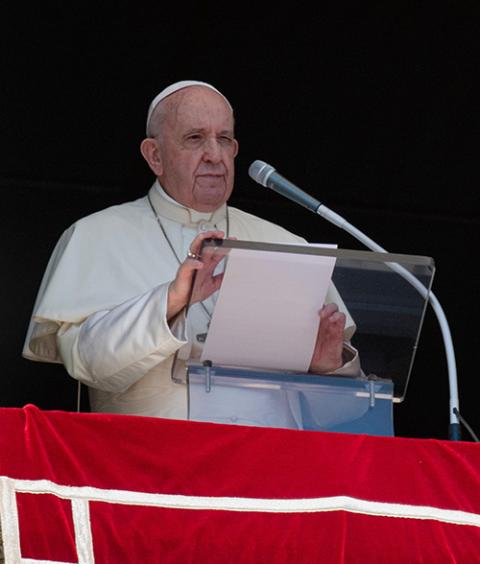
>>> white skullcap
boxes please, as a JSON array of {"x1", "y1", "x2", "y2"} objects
[{"x1": 145, "y1": 80, "x2": 233, "y2": 136}]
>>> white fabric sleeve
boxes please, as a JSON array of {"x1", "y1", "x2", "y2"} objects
[
  {"x1": 56, "y1": 282, "x2": 188, "y2": 393},
  {"x1": 332, "y1": 342, "x2": 363, "y2": 377}
]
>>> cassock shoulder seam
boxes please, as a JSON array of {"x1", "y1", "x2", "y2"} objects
[{"x1": 68, "y1": 196, "x2": 150, "y2": 232}]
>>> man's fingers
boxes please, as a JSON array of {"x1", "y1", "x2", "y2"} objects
[
  {"x1": 320, "y1": 303, "x2": 339, "y2": 318},
  {"x1": 330, "y1": 311, "x2": 346, "y2": 325},
  {"x1": 211, "y1": 272, "x2": 224, "y2": 292},
  {"x1": 188, "y1": 230, "x2": 225, "y2": 257},
  {"x1": 320, "y1": 304, "x2": 345, "y2": 331}
]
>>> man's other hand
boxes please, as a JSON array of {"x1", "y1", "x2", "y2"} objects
[{"x1": 309, "y1": 303, "x2": 346, "y2": 374}]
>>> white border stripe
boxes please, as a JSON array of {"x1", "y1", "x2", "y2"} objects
[
  {"x1": 5, "y1": 477, "x2": 480, "y2": 528},
  {"x1": 22, "y1": 558, "x2": 78, "y2": 564},
  {"x1": 71, "y1": 498, "x2": 94, "y2": 564},
  {"x1": 0, "y1": 476, "x2": 22, "y2": 562}
]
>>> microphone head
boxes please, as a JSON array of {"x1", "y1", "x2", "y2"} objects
[{"x1": 248, "y1": 160, "x2": 276, "y2": 187}]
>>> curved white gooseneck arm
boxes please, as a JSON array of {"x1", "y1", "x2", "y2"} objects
[{"x1": 317, "y1": 204, "x2": 460, "y2": 439}]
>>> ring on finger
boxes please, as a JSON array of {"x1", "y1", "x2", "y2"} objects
[{"x1": 187, "y1": 250, "x2": 199, "y2": 260}]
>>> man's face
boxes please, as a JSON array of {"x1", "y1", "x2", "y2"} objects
[{"x1": 155, "y1": 87, "x2": 239, "y2": 212}]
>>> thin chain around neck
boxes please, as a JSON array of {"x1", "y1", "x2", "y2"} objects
[
  {"x1": 147, "y1": 193, "x2": 230, "y2": 262},
  {"x1": 147, "y1": 193, "x2": 229, "y2": 322}
]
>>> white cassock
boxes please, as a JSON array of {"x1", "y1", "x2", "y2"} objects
[{"x1": 23, "y1": 181, "x2": 358, "y2": 423}]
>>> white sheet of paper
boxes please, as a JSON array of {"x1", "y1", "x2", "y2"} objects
[{"x1": 201, "y1": 244, "x2": 337, "y2": 372}]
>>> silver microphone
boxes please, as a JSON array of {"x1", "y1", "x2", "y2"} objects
[{"x1": 248, "y1": 160, "x2": 321, "y2": 213}]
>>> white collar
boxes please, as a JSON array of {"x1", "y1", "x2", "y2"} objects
[{"x1": 149, "y1": 180, "x2": 228, "y2": 227}]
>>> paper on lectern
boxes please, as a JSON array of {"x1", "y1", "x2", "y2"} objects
[{"x1": 200, "y1": 244, "x2": 337, "y2": 372}]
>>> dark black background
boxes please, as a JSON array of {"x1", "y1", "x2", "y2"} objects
[{"x1": 1, "y1": 2, "x2": 478, "y2": 440}]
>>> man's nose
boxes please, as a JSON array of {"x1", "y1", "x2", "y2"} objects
[{"x1": 202, "y1": 138, "x2": 222, "y2": 162}]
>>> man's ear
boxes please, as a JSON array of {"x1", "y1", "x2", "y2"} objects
[{"x1": 140, "y1": 138, "x2": 163, "y2": 176}]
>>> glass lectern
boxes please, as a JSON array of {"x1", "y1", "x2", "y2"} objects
[{"x1": 182, "y1": 240, "x2": 435, "y2": 437}]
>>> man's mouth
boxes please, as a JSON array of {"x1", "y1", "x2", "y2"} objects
[{"x1": 196, "y1": 174, "x2": 224, "y2": 185}]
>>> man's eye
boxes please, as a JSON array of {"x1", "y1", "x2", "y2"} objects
[{"x1": 183, "y1": 135, "x2": 204, "y2": 148}]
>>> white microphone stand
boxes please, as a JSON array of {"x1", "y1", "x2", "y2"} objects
[
  {"x1": 248, "y1": 159, "x2": 461, "y2": 440},
  {"x1": 317, "y1": 205, "x2": 460, "y2": 440}
]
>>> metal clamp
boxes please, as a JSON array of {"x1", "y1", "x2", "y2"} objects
[{"x1": 203, "y1": 360, "x2": 213, "y2": 393}]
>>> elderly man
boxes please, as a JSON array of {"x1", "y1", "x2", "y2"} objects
[{"x1": 23, "y1": 80, "x2": 358, "y2": 421}]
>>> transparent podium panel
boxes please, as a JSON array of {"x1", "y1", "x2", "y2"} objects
[
  {"x1": 183, "y1": 239, "x2": 435, "y2": 435},
  {"x1": 188, "y1": 362, "x2": 394, "y2": 436}
]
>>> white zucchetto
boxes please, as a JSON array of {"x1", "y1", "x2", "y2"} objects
[{"x1": 145, "y1": 80, "x2": 233, "y2": 136}]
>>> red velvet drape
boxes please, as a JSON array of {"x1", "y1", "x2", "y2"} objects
[{"x1": 1, "y1": 405, "x2": 479, "y2": 562}]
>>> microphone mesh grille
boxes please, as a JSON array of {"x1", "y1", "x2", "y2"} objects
[{"x1": 248, "y1": 160, "x2": 275, "y2": 187}]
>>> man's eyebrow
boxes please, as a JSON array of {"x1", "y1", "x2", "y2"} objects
[
  {"x1": 183, "y1": 128, "x2": 235, "y2": 137},
  {"x1": 183, "y1": 128, "x2": 205, "y2": 135}
]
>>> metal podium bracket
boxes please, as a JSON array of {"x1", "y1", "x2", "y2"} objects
[
  {"x1": 203, "y1": 360, "x2": 213, "y2": 393},
  {"x1": 369, "y1": 380, "x2": 376, "y2": 408}
]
